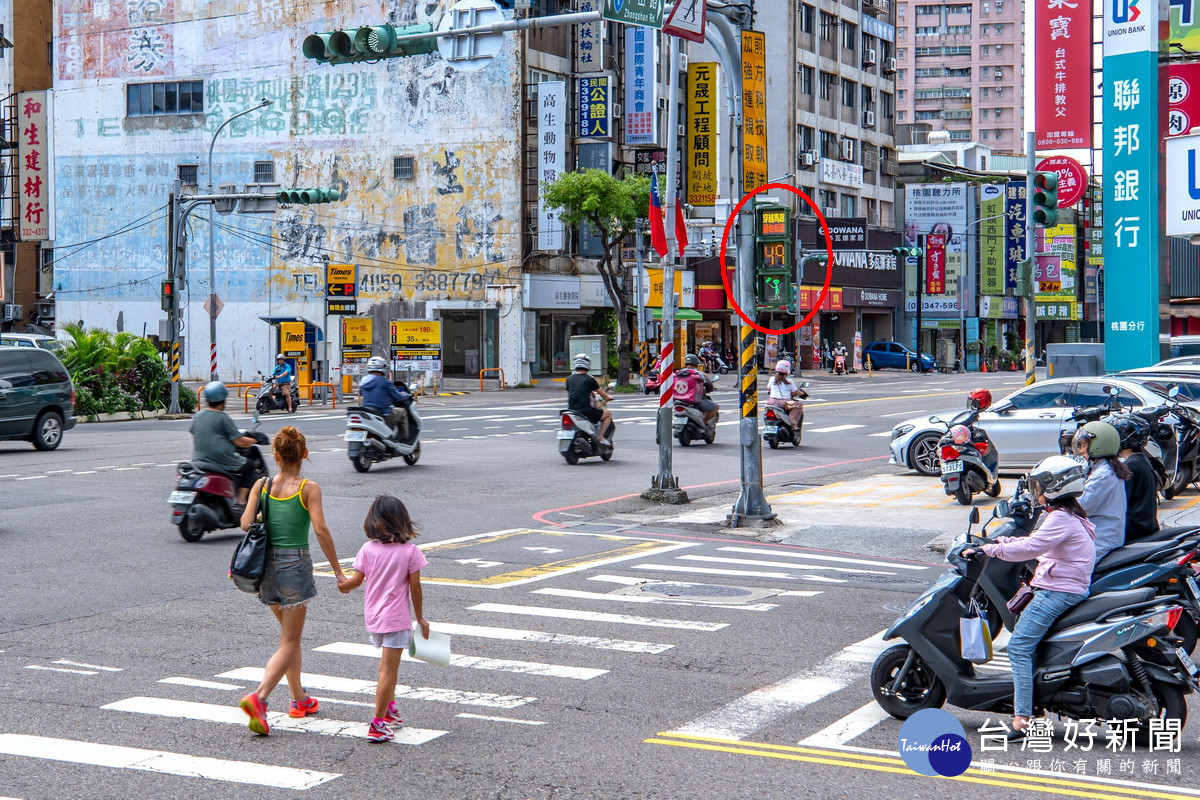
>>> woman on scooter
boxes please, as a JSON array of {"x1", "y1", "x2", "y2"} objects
[
  {"x1": 765, "y1": 360, "x2": 806, "y2": 429},
  {"x1": 1072, "y1": 420, "x2": 1131, "y2": 562},
  {"x1": 1110, "y1": 415, "x2": 1161, "y2": 542},
  {"x1": 963, "y1": 455, "x2": 1096, "y2": 739}
]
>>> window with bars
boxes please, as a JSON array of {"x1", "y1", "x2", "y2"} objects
[
  {"x1": 799, "y1": 3, "x2": 815, "y2": 33},
  {"x1": 127, "y1": 81, "x2": 204, "y2": 116},
  {"x1": 799, "y1": 65, "x2": 814, "y2": 95},
  {"x1": 253, "y1": 161, "x2": 275, "y2": 183},
  {"x1": 393, "y1": 156, "x2": 415, "y2": 179},
  {"x1": 842, "y1": 79, "x2": 857, "y2": 109},
  {"x1": 843, "y1": 22, "x2": 857, "y2": 50},
  {"x1": 819, "y1": 71, "x2": 834, "y2": 101},
  {"x1": 178, "y1": 164, "x2": 198, "y2": 184},
  {"x1": 819, "y1": 12, "x2": 837, "y2": 40}
]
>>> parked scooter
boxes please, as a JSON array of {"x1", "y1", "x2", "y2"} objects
[
  {"x1": 871, "y1": 505, "x2": 1199, "y2": 733},
  {"x1": 1164, "y1": 384, "x2": 1200, "y2": 498},
  {"x1": 931, "y1": 410, "x2": 1001, "y2": 505},
  {"x1": 763, "y1": 382, "x2": 809, "y2": 449},
  {"x1": 344, "y1": 382, "x2": 422, "y2": 472},
  {"x1": 559, "y1": 382, "x2": 616, "y2": 464},
  {"x1": 643, "y1": 366, "x2": 662, "y2": 395},
  {"x1": 170, "y1": 415, "x2": 270, "y2": 542},
  {"x1": 255, "y1": 371, "x2": 299, "y2": 415}
]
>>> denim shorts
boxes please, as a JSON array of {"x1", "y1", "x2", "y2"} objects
[{"x1": 257, "y1": 548, "x2": 317, "y2": 608}]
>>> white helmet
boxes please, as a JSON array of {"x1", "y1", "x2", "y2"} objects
[
  {"x1": 573, "y1": 354, "x2": 591, "y2": 371},
  {"x1": 1027, "y1": 455, "x2": 1087, "y2": 501},
  {"x1": 276, "y1": 353, "x2": 286, "y2": 360},
  {"x1": 366, "y1": 356, "x2": 388, "y2": 373}
]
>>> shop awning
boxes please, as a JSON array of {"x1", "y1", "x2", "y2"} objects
[
  {"x1": 258, "y1": 316, "x2": 324, "y2": 340},
  {"x1": 650, "y1": 308, "x2": 702, "y2": 320}
]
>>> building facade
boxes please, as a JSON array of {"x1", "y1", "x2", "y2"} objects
[{"x1": 893, "y1": 0, "x2": 1024, "y2": 150}]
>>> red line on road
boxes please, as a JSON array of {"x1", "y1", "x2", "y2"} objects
[{"x1": 531, "y1": 454, "x2": 889, "y2": 528}]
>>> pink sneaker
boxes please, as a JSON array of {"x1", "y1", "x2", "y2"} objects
[
  {"x1": 288, "y1": 694, "x2": 319, "y2": 718},
  {"x1": 384, "y1": 700, "x2": 403, "y2": 726},
  {"x1": 367, "y1": 718, "x2": 394, "y2": 742}
]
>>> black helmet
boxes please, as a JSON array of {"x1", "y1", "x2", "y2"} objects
[
  {"x1": 1108, "y1": 414, "x2": 1150, "y2": 452},
  {"x1": 684, "y1": 354, "x2": 701, "y2": 367}
]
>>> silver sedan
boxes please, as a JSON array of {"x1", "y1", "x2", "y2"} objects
[{"x1": 888, "y1": 377, "x2": 1171, "y2": 476}]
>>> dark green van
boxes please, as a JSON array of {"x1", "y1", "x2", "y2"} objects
[{"x1": 0, "y1": 346, "x2": 76, "y2": 450}]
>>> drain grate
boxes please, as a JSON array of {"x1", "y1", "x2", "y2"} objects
[{"x1": 639, "y1": 582, "x2": 755, "y2": 599}]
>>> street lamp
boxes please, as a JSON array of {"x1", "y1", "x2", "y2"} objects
[{"x1": 206, "y1": 97, "x2": 273, "y2": 380}]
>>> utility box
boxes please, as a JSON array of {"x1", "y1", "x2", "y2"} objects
[
  {"x1": 1048, "y1": 343, "x2": 1104, "y2": 377},
  {"x1": 568, "y1": 334, "x2": 608, "y2": 379},
  {"x1": 936, "y1": 339, "x2": 957, "y2": 371}
]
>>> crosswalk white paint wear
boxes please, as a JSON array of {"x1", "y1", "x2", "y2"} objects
[
  {"x1": 0, "y1": 733, "x2": 340, "y2": 790},
  {"x1": 716, "y1": 547, "x2": 931, "y2": 571},
  {"x1": 467, "y1": 603, "x2": 729, "y2": 632},
  {"x1": 530, "y1": 587, "x2": 779, "y2": 612},
  {"x1": 673, "y1": 631, "x2": 892, "y2": 740},
  {"x1": 217, "y1": 667, "x2": 537, "y2": 708},
  {"x1": 101, "y1": 698, "x2": 447, "y2": 745},
  {"x1": 428, "y1": 621, "x2": 674, "y2": 654},
  {"x1": 312, "y1": 641, "x2": 609, "y2": 680},
  {"x1": 797, "y1": 701, "x2": 894, "y2": 746}
]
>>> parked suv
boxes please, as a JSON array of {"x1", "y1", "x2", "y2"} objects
[
  {"x1": 0, "y1": 333, "x2": 64, "y2": 352},
  {"x1": 0, "y1": 347, "x2": 75, "y2": 450}
]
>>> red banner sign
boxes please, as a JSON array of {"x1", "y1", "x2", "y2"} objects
[
  {"x1": 1169, "y1": 63, "x2": 1200, "y2": 137},
  {"x1": 1036, "y1": 155, "x2": 1087, "y2": 207},
  {"x1": 1034, "y1": 0, "x2": 1091, "y2": 150},
  {"x1": 925, "y1": 234, "x2": 946, "y2": 295}
]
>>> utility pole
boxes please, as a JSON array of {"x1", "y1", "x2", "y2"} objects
[{"x1": 1024, "y1": 130, "x2": 1037, "y2": 387}]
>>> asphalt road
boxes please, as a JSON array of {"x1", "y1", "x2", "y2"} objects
[{"x1": 9, "y1": 369, "x2": 1200, "y2": 800}]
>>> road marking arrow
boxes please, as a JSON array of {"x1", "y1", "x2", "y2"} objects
[
  {"x1": 455, "y1": 558, "x2": 504, "y2": 568},
  {"x1": 522, "y1": 547, "x2": 564, "y2": 554}
]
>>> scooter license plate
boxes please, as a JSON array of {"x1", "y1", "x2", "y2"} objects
[
  {"x1": 1187, "y1": 576, "x2": 1200, "y2": 603},
  {"x1": 557, "y1": 430, "x2": 575, "y2": 440},
  {"x1": 941, "y1": 460, "x2": 964, "y2": 474},
  {"x1": 1176, "y1": 647, "x2": 1200, "y2": 678},
  {"x1": 763, "y1": 426, "x2": 779, "y2": 435},
  {"x1": 168, "y1": 490, "x2": 196, "y2": 504},
  {"x1": 344, "y1": 430, "x2": 368, "y2": 442}
]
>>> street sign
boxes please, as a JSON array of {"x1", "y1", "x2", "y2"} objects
[
  {"x1": 326, "y1": 263, "x2": 357, "y2": 298},
  {"x1": 342, "y1": 317, "x2": 373, "y2": 347},
  {"x1": 663, "y1": 0, "x2": 705, "y2": 42},
  {"x1": 602, "y1": 0, "x2": 665, "y2": 29},
  {"x1": 437, "y1": 0, "x2": 506, "y2": 73},
  {"x1": 327, "y1": 299, "x2": 358, "y2": 315},
  {"x1": 390, "y1": 319, "x2": 442, "y2": 347},
  {"x1": 202, "y1": 294, "x2": 224, "y2": 319},
  {"x1": 740, "y1": 31, "x2": 768, "y2": 193}
]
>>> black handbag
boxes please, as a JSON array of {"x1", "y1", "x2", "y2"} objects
[{"x1": 230, "y1": 477, "x2": 272, "y2": 593}]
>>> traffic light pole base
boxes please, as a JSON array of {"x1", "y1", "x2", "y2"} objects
[{"x1": 641, "y1": 475, "x2": 690, "y2": 505}]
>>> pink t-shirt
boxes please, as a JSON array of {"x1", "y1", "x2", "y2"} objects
[{"x1": 352, "y1": 540, "x2": 429, "y2": 634}]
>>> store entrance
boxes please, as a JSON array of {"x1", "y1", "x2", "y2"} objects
[{"x1": 442, "y1": 311, "x2": 483, "y2": 376}]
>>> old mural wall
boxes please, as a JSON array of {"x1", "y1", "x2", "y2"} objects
[{"x1": 53, "y1": 0, "x2": 523, "y2": 381}]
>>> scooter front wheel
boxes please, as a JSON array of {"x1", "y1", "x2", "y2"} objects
[{"x1": 871, "y1": 645, "x2": 947, "y2": 720}]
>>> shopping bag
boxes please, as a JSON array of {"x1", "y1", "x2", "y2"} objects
[{"x1": 959, "y1": 599, "x2": 994, "y2": 663}]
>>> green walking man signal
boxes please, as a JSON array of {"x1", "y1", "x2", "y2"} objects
[
  {"x1": 303, "y1": 23, "x2": 437, "y2": 64},
  {"x1": 755, "y1": 203, "x2": 793, "y2": 310}
]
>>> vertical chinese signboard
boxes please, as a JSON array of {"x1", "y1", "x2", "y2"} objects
[
  {"x1": 925, "y1": 234, "x2": 947, "y2": 295},
  {"x1": 1103, "y1": 0, "x2": 1166, "y2": 369},
  {"x1": 1004, "y1": 180, "x2": 1028, "y2": 293},
  {"x1": 687, "y1": 62, "x2": 718, "y2": 207},
  {"x1": 537, "y1": 81, "x2": 566, "y2": 252},
  {"x1": 575, "y1": 0, "x2": 604, "y2": 73},
  {"x1": 578, "y1": 76, "x2": 610, "y2": 139},
  {"x1": 624, "y1": 27, "x2": 658, "y2": 144},
  {"x1": 17, "y1": 91, "x2": 53, "y2": 242},
  {"x1": 740, "y1": 31, "x2": 767, "y2": 194},
  {"x1": 980, "y1": 184, "x2": 1005, "y2": 295},
  {"x1": 1168, "y1": 62, "x2": 1200, "y2": 136},
  {"x1": 1035, "y1": 0, "x2": 1092, "y2": 148}
]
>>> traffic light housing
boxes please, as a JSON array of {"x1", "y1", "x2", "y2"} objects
[
  {"x1": 303, "y1": 23, "x2": 437, "y2": 64},
  {"x1": 1016, "y1": 258, "x2": 1033, "y2": 296},
  {"x1": 1032, "y1": 171, "x2": 1059, "y2": 227},
  {"x1": 276, "y1": 187, "x2": 343, "y2": 205},
  {"x1": 754, "y1": 203, "x2": 793, "y2": 310},
  {"x1": 161, "y1": 278, "x2": 179, "y2": 312}
]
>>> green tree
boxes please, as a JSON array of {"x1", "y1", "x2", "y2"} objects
[{"x1": 542, "y1": 169, "x2": 650, "y2": 385}]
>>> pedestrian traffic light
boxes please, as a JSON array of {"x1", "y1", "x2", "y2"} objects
[
  {"x1": 1032, "y1": 171, "x2": 1059, "y2": 227},
  {"x1": 161, "y1": 278, "x2": 178, "y2": 312},
  {"x1": 891, "y1": 246, "x2": 921, "y2": 260},
  {"x1": 303, "y1": 23, "x2": 437, "y2": 64},
  {"x1": 275, "y1": 187, "x2": 342, "y2": 205},
  {"x1": 1016, "y1": 257, "x2": 1033, "y2": 296},
  {"x1": 755, "y1": 203, "x2": 793, "y2": 310}
]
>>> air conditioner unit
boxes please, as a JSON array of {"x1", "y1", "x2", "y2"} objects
[
  {"x1": 863, "y1": 49, "x2": 877, "y2": 67},
  {"x1": 677, "y1": 124, "x2": 685, "y2": 138},
  {"x1": 612, "y1": 102, "x2": 622, "y2": 118},
  {"x1": 657, "y1": 97, "x2": 667, "y2": 110},
  {"x1": 994, "y1": 69, "x2": 1003, "y2": 79},
  {"x1": 840, "y1": 139, "x2": 855, "y2": 160},
  {"x1": 863, "y1": 110, "x2": 876, "y2": 128},
  {"x1": 823, "y1": 207, "x2": 839, "y2": 218},
  {"x1": 883, "y1": 57, "x2": 897, "y2": 74},
  {"x1": 3, "y1": 304, "x2": 22, "y2": 322},
  {"x1": 801, "y1": 151, "x2": 816, "y2": 167}
]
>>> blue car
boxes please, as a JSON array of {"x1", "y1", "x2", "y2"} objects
[{"x1": 863, "y1": 341, "x2": 935, "y2": 372}]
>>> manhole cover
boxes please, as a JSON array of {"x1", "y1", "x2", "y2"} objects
[
  {"x1": 831, "y1": 574, "x2": 930, "y2": 587},
  {"x1": 883, "y1": 602, "x2": 910, "y2": 613},
  {"x1": 639, "y1": 582, "x2": 755, "y2": 598}
]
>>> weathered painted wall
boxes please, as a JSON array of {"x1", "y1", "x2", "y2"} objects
[{"x1": 53, "y1": 0, "x2": 524, "y2": 381}]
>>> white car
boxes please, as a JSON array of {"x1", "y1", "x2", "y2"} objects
[
  {"x1": 888, "y1": 376, "x2": 1173, "y2": 475},
  {"x1": 0, "y1": 333, "x2": 63, "y2": 352}
]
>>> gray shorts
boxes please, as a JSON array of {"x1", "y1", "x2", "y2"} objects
[
  {"x1": 258, "y1": 548, "x2": 317, "y2": 608},
  {"x1": 370, "y1": 630, "x2": 414, "y2": 650},
  {"x1": 699, "y1": 398, "x2": 718, "y2": 414}
]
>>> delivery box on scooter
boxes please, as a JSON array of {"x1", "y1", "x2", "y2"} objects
[{"x1": 673, "y1": 371, "x2": 703, "y2": 405}]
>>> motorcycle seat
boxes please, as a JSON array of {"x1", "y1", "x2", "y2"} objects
[
  {"x1": 1048, "y1": 588, "x2": 1157, "y2": 632},
  {"x1": 187, "y1": 460, "x2": 237, "y2": 479},
  {"x1": 347, "y1": 405, "x2": 384, "y2": 417},
  {"x1": 1096, "y1": 540, "x2": 1184, "y2": 573}
]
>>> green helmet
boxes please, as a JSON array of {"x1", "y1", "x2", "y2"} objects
[{"x1": 1074, "y1": 420, "x2": 1121, "y2": 458}]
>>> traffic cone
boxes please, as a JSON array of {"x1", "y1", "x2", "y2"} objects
[{"x1": 980, "y1": 360, "x2": 987, "y2": 373}]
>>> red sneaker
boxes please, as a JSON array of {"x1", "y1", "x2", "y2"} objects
[
  {"x1": 239, "y1": 693, "x2": 270, "y2": 736},
  {"x1": 288, "y1": 695, "x2": 319, "y2": 718},
  {"x1": 384, "y1": 700, "x2": 403, "y2": 726},
  {"x1": 367, "y1": 718, "x2": 394, "y2": 743}
]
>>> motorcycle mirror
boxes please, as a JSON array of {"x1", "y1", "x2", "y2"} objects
[
  {"x1": 1105, "y1": 385, "x2": 1119, "y2": 396},
  {"x1": 928, "y1": 416, "x2": 944, "y2": 425},
  {"x1": 1169, "y1": 384, "x2": 1181, "y2": 399},
  {"x1": 608, "y1": 380, "x2": 617, "y2": 388},
  {"x1": 995, "y1": 500, "x2": 1010, "y2": 518},
  {"x1": 970, "y1": 507, "x2": 980, "y2": 525},
  {"x1": 800, "y1": 381, "x2": 809, "y2": 388}
]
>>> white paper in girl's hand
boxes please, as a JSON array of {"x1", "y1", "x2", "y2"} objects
[{"x1": 408, "y1": 627, "x2": 452, "y2": 667}]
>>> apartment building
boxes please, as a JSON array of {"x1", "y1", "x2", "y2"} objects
[{"x1": 893, "y1": 0, "x2": 1025, "y2": 150}]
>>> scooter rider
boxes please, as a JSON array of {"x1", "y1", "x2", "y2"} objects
[
  {"x1": 677, "y1": 354, "x2": 719, "y2": 425},
  {"x1": 189, "y1": 381, "x2": 261, "y2": 507},
  {"x1": 699, "y1": 341, "x2": 718, "y2": 373},
  {"x1": 360, "y1": 356, "x2": 412, "y2": 442},
  {"x1": 271, "y1": 354, "x2": 295, "y2": 413},
  {"x1": 1072, "y1": 420, "x2": 1132, "y2": 562},
  {"x1": 1111, "y1": 414, "x2": 1161, "y2": 542},
  {"x1": 963, "y1": 455, "x2": 1096, "y2": 739},
  {"x1": 566, "y1": 354, "x2": 613, "y2": 444},
  {"x1": 765, "y1": 360, "x2": 806, "y2": 428}
]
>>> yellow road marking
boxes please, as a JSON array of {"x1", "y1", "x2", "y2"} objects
[
  {"x1": 424, "y1": 540, "x2": 676, "y2": 587},
  {"x1": 645, "y1": 732, "x2": 1200, "y2": 800}
]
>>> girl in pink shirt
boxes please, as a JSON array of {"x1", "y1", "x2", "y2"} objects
[{"x1": 338, "y1": 495, "x2": 430, "y2": 743}]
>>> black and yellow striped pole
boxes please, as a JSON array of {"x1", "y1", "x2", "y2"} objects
[
  {"x1": 170, "y1": 342, "x2": 180, "y2": 383},
  {"x1": 739, "y1": 324, "x2": 757, "y2": 421}
]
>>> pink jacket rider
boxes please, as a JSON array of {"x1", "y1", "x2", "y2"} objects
[{"x1": 981, "y1": 508, "x2": 1097, "y2": 595}]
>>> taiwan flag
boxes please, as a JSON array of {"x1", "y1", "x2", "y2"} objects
[{"x1": 649, "y1": 170, "x2": 668, "y2": 259}]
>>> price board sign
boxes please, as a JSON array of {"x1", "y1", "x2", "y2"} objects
[{"x1": 390, "y1": 320, "x2": 442, "y2": 348}]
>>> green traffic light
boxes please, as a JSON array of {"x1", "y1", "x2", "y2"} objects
[
  {"x1": 275, "y1": 187, "x2": 343, "y2": 205},
  {"x1": 303, "y1": 23, "x2": 436, "y2": 64}
]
